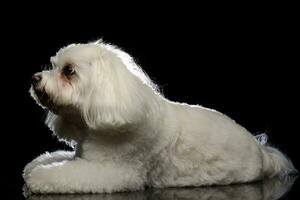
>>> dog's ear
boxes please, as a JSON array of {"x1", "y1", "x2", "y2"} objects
[{"x1": 81, "y1": 46, "x2": 158, "y2": 129}]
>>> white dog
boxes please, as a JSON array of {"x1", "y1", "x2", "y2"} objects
[{"x1": 24, "y1": 40, "x2": 296, "y2": 194}]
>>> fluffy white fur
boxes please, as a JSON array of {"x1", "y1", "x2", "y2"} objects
[{"x1": 24, "y1": 41, "x2": 296, "y2": 194}]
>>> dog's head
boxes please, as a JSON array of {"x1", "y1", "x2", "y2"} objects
[{"x1": 31, "y1": 41, "x2": 159, "y2": 130}]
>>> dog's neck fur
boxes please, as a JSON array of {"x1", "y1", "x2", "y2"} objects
[{"x1": 49, "y1": 94, "x2": 168, "y2": 163}]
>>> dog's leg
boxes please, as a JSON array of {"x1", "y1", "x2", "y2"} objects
[
  {"x1": 23, "y1": 151, "x2": 75, "y2": 180},
  {"x1": 25, "y1": 159, "x2": 146, "y2": 193}
]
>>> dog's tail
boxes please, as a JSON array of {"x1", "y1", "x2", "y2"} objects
[{"x1": 255, "y1": 134, "x2": 297, "y2": 178}]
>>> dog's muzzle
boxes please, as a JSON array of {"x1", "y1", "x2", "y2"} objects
[
  {"x1": 31, "y1": 73, "x2": 45, "y2": 98},
  {"x1": 31, "y1": 73, "x2": 50, "y2": 106},
  {"x1": 31, "y1": 73, "x2": 42, "y2": 87}
]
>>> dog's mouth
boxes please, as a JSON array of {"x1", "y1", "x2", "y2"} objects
[{"x1": 31, "y1": 86, "x2": 60, "y2": 114}]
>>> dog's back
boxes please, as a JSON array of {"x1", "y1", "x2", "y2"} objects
[{"x1": 148, "y1": 101, "x2": 296, "y2": 187}]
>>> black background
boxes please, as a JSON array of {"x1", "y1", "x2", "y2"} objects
[{"x1": 0, "y1": 3, "x2": 299, "y2": 199}]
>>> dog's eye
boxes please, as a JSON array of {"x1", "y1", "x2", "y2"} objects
[{"x1": 62, "y1": 64, "x2": 75, "y2": 77}]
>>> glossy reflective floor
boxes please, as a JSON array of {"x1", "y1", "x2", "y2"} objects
[{"x1": 25, "y1": 176, "x2": 297, "y2": 200}]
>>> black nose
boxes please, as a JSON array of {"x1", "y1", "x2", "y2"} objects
[{"x1": 31, "y1": 74, "x2": 42, "y2": 86}]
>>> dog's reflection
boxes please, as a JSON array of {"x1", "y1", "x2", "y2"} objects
[{"x1": 25, "y1": 176, "x2": 297, "y2": 200}]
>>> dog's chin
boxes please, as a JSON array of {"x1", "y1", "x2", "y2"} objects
[{"x1": 30, "y1": 87, "x2": 61, "y2": 114}]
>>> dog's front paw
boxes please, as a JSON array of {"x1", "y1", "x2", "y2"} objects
[
  {"x1": 23, "y1": 152, "x2": 52, "y2": 180},
  {"x1": 25, "y1": 166, "x2": 59, "y2": 194}
]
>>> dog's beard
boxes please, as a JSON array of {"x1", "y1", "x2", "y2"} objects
[{"x1": 30, "y1": 86, "x2": 61, "y2": 114}]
